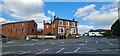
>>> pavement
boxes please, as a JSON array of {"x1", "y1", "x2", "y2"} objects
[{"x1": 1, "y1": 37, "x2": 120, "y2": 56}]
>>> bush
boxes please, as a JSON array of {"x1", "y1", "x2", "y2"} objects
[
  {"x1": 102, "y1": 30, "x2": 111, "y2": 38},
  {"x1": 46, "y1": 32, "x2": 53, "y2": 35}
]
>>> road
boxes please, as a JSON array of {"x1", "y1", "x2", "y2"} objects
[{"x1": 1, "y1": 37, "x2": 120, "y2": 56}]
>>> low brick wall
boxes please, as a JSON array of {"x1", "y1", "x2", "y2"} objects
[{"x1": 27, "y1": 35, "x2": 56, "y2": 39}]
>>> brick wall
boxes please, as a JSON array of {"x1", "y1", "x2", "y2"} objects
[{"x1": 2, "y1": 20, "x2": 37, "y2": 38}]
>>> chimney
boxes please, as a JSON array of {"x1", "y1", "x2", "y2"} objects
[
  {"x1": 43, "y1": 20, "x2": 45, "y2": 24},
  {"x1": 73, "y1": 18, "x2": 75, "y2": 21},
  {"x1": 54, "y1": 15, "x2": 56, "y2": 19},
  {"x1": 50, "y1": 20, "x2": 52, "y2": 24}
]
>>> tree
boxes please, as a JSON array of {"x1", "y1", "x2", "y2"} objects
[{"x1": 102, "y1": 30, "x2": 111, "y2": 38}]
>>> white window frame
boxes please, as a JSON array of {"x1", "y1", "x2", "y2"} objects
[
  {"x1": 52, "y1": 24, "x2": 55, "y2": 28},
  {"x1": 58, "y1": 27, "x2": 64, "y2": 34},
  {"x1": 59, "y1": 20, "x2": 63, "y2": 26},
  {"x1": 71, "y1": 28, "x2": 76, "y2": 34},
  {"x1": 22, "y1": 23, "x2": 24, "y2": 27},
  {"x1": 66, "y1": 21, "x2": 69, "y2": 26},
  {"x1": 46, "y1": 25, "x2": 49, "y2": 28},
  {"x1": 72, "y1": 22, "x2": 75, "y2": 27}
]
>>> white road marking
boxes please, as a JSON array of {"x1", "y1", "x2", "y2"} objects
[
  {"x1": 115, "y1": 49, "x2": 120, "y2": 51},
  {"x1": 64, "y1": 47, "x2": 81, "y2": 54},
  {"x1": 74, "y1": 47, "x2": 81, "y2": 52},
  {"x1": 56, "y1": 48, "x2": 65, "y2": 53},
  {"x1": 96, "y1": 41, "x2": 99, "y2": 44},
  {"x1": 22, "y1": 44, "x2": 29, "y2": 46},
  {"x1": 19, "y1": 51, "x2": 30, "y2": 54},
  {"x1": 79, "y1": 51, "x2": 96, "y2": 52},
  {"x1": 85, "y1": 41, "x2": 88, "y2": 43},
  {"x1": 106, "y1": 41, "x2": 114, "y2": 45},
  {"x1": 30, "y1": 44, "x2": 34, "y2": 45},
  {"x1": 102, "y1": 50, "x2": 111, "y2": 52},
  {"x1": 18, "y1": 44, "x2": 31, "y2": 46},
  {"x1": 61, "y1": 42, "x2": 65, "y2": 43},
  {"x1": 42, "y1": 43, "x2": 45, "y2": 45},
  {"x1": 103, "y1": 38, "x2": 107, "y2": 39},
  {"x1": 36, "y1": 49, "x2": 49, "y2": 54},
  {"x1": 3, "y1": 52, "x2": 10, "y2": 54},
  {"x1": 86, "y1": 51, "x2": 96, "y2": 52},
  {"x1": 59, "y1": 44, "x2": 85, "y2": 46},
  {"x1": 64, "y1": 52, "x2": 74, "y2": 54},
  {"x1": 51, "y1": 42, "x2": 55, "y2": 45}
]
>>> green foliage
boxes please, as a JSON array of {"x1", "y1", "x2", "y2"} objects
[
  {"x1": 102, "y1": 30, "x2": 111, "y2": 38},
  {"x1": 47, "y1": 32, "x2": 52, "y2": 35}
]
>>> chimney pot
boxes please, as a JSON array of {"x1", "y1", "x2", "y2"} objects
[
  {"x1": 43, "y1": 20, "x2": 45, "y2": 24},
  {"x1": 51, "y1": 20, "x2": 52, "y2": 23},
  {"x1": 54, "y1": 15, "x2": 56, "y2": 19},
  {"x1": 73, "y1": 18, "x2": 75, "y2": 21}
]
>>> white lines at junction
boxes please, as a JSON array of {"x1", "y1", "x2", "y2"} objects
[
  {"x1": 64, "y1": 47, "x2": 81, "y2": 54},
  {"x1": 74, "y1": 47, "x2": 81, "y2": 52},
  {"x1": 61, "y1": 42, "x2": 65, "y2": 43},
  {"x1": 56, "y1": 48, "x2": 65, "y2": 53},
  {"x1": 106, "y1": 41, "x2": 114, "y2": 45},
  {"x1": 36, "y1": 49, "x2": 49, "y2": 54},
  {"x1": 3, "y1": 52, "x2": 10, "y2": 54},
  {"x1": 19, "y1": 51, "x2": 31, "y2": 54},
  {"x1": 102, "y1": 50, "x2": 111, "y2": 52},
  {"x1": 85, "y1": 41, "x2": 88, "y2": 43},
  {"x1": 51, "y1": 42, "x2": 55, "y2": 45},
  {"x1": 59, "y1": 44, "x2": 85, "y2": 46},
  {"x1": 96, "y1": 41, "x2": 99, "y2": 44}
]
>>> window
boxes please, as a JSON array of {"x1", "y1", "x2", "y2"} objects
[
  {"x1": 32, "y1": 28, "x2": 34, "y2": 33},
  {"x1": 34, "y1": 24, "x2": 36, "y2": 27},
  {"x1": 72, "y1": 22, "x2": 75, "y2": 27},
  {"x1": 58, "y1": 27, "x2": 64, "y2": 33},
  {"x1": 59, "y1": 20, "x2": 63, "y2": 26},
  {"x1": 52, "y1": 24, "x2": 55, "y2": 28},
  {"x1": 22, "y1": 23, "x2": 24, "y2": 27},
  {"x1": 46, "y1": 25, "x2": 49, "y2": 28},
  {"x1": 13, "y1": 24, "x2": 14, "y2": 27},
  {"x1": 22, "y1": 28, "x2": 24, "y2": 33},
  {"x1": 11, "y1": 29, "x2": 12, "y2": 33},
  {"x1": 8, "y1": 29, "x2": 10, "y2": 32},
  {"x1": 71, "y1": 28, "x2": 76, "y2": 34},
  {"x1": 73, "y1": 28, "x2": 76, "y2": 34},
  {"x1": 66, "y1": 21, "x2": 69, "y2": 26},
  {"x1": 16, "y1": 29, "x2": 18, "y2": 33}
]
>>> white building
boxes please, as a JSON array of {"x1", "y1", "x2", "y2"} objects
[{"x1": 88, "y1": 29, "x2": 106, "y2": 37}]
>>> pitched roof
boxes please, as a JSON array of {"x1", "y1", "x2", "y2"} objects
[
  {"x1": 89, "y1": 30, "x2": 101, "y2": 32},
  {"x1": 2, "y1": 20, "x2": 35, "y2": 25},
  {"x1": 111, "y1": 19, "x2": 120, "y2": 27},
  {"x1": 55, "y1": 17, "x2": 78, "y2": 23},
  {"x1": 44, "y1": 23, "x2": 51, "y2": 25}
]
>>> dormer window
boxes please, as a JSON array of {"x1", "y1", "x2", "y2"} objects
[
  {"x1": 66, "y1": 21, "x2": 69, "y2": 26},
  {"x1": 59, "y1": 20, "x2": 63, "y2": 26},
  {"x1": 72, "y1": 22, "x2": 75, "y2": 27}
]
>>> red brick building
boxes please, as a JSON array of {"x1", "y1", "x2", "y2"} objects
[
  {"x1": 2, "y1": 20, "x2": 37, "y2": 39},
  {"x1": 43, "y1": 15, "x2": 78, "y2": 39}
]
